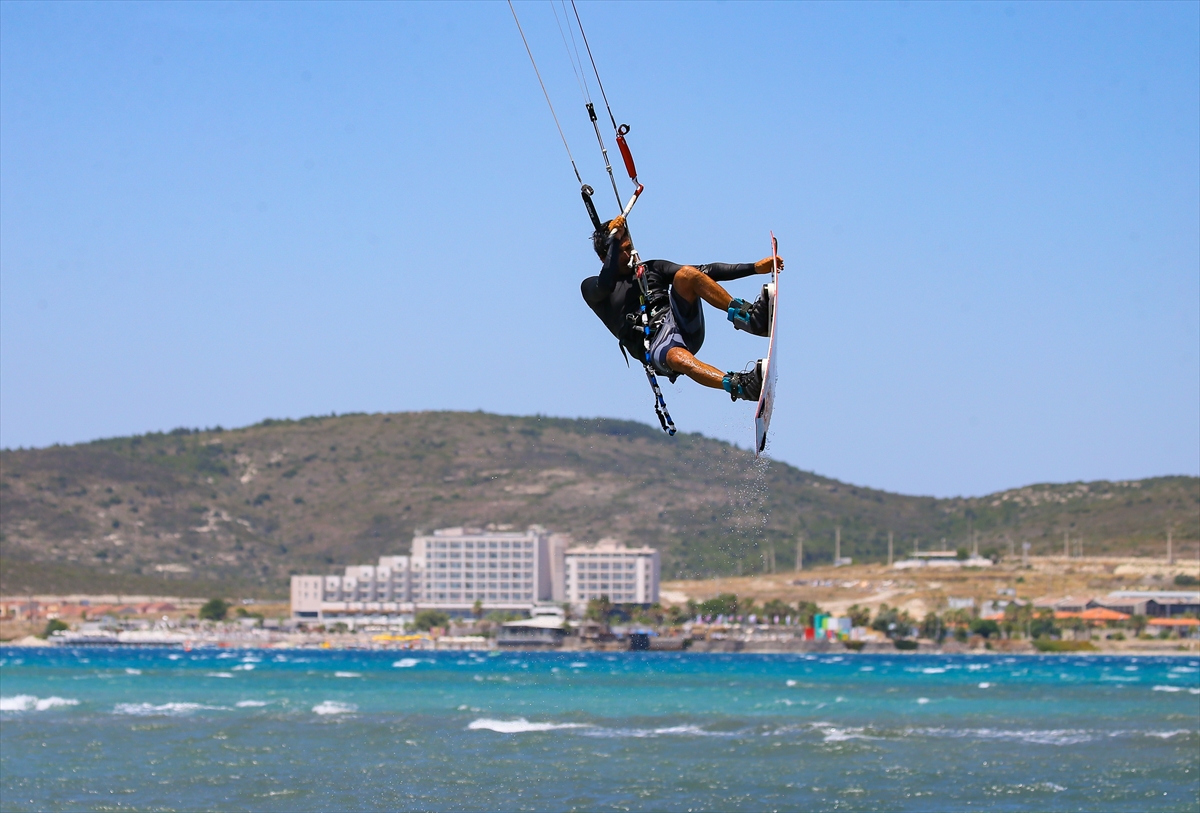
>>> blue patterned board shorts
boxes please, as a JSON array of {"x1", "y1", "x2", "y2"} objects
[{"x1": 647, "y1": 287, "x2": 706, "y2": 376}]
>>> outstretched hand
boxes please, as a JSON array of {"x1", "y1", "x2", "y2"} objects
[{"x1": 754, "y1": 255, "x2": 784, "y2": 274}]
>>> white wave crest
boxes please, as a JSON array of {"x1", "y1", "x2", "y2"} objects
[
  {"x1": 312, "y1": 701, "x2": 357, "y2": 715},
  {"x1": 125, "y1": 668, "x2": 142, "y2": 675},
  {"x1": 334, "y1": 671, "x2": 361, "y2": 678},
  {"x1": 235, "y1": 700, "x2": 269, "y2": 707},
  {"x1": 206, "y1": 672, "x2": 234, "y2": 678},
  {"x1": 978, "y1": 682, "x2": 992, "y2": 689},
  {"x1": 231, "y1": 664, "x2": 255, "y2": 671},
  {"x1": 1, "y1": 695, "x2": 80, "y2": 712},
  {"x1": 113, "y1": 702, "x2": 223, "y2": 716},
  {"x1": 922, "y1": 668, "x2": 947, "y2": 674},
  {"x1": 468, "y1": 718, "x2": 587, "y2": 734},
  {"x1": 392, "y1": 659, "x2": 422, "y2": 668},
  {"x1": 910, "y1": 726, "x2": 1093, "y2": 746},
  {"x1": 811, "y1": 722, "x2": 879, "y2": 743},
  {"x1": 1152, "y1": 685, "x2": 1185, "y2": 692}
]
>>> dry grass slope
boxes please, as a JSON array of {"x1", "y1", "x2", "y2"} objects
[{"x1": 1, "y1": 411, "x2": 1196, "y2": 597}]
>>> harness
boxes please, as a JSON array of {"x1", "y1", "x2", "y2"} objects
[{"x1": 509, "y1": 0, "x2": 675, "y2": 436}]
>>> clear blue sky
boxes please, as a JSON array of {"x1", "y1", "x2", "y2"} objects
[{"x1": 2, "y1": 1, "x2": 1197, "y2": 498}]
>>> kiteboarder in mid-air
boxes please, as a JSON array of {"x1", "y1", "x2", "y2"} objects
[{"x1": 581, "y1": 215, "x2": 783, "y2": 402}]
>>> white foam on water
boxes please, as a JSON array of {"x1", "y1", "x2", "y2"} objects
[
  {"x1": 206, "y1": 672, "x2": 235, "y2": 678},
  {"x1": 312, "y1": 701, "x2": 357, "y2": 715},
  {"x1": 1099, "y1": 675, "x2": 1139, "y2": 682},
  {"x1": 916, "y1": 698, "x2": 930, "y2": 704},
  {"x1": 1153, "y1": 685, "x2": 1185, "y2": 692},
  {"x1": 235, "y1": 700, "x2": 269, "y2": 707},
  {"x1": 570, "y1": 662, "x2": 588, "y2": 668},
  {"x1": 785, "y1": 679, "x2": 797, "y2": 687},
  {"x1": 922, "y1": 668, "x2": 947, "y2": 674},
  {"x1": 113, "y1": 702, "x2": 224, "y2": 716},
  {"x1": 809, "y1": 722, "x2": 879, "y2": 742},
  {"x1": 1, "y1": 695, "x2": 80, "y2": 712},
  {"x1": 967, "y1": 663, "x2": 989, "y2": 671},
  {"x1": 910, "y1": 727, "x2": 1094, "y2": 746},
  {"x1": 1168, "y1": 666, "x2": 1198, "y2": 673},
  {"x1": 125, "y1": 668, "x2": 142, "y2": 675},
  {"x1": 167, "y1": 654, "x2": 182, "y2": 660},
  {"x1": 231, "y1": 664, "x2": 255, "y2": 671},
  {"x1": 392, "y1": 658, "x2": 421, "y2": 668},
  {"x1": 1143, "y1": 729, "x2": 1192, "y2": 739},
  {"x1": 468, "y1": 718, "x2": 588, "y2": 734},
  {"x1": 978, "y1": 682, "x2": 992, "y2": 689},
  {"x1": 216, "y1": 652, "x2": 236, "y2": 659},
  {"x1": 334, "y1": 671, "x2": 361, "y2": 678}
]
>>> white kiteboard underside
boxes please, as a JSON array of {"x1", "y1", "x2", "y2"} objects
[{"x1": 754, "y1": 232, "x2": 779, "y2": 457}]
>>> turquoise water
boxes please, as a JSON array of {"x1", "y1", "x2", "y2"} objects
[{"x1": 2, "y1": 647, "x2": 1198, "y2": 812}]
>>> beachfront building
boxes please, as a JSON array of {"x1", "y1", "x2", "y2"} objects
[
  {"x1": 408, "y1": 526, "x2": 568, "y2": 614},
  {"x1": 291, "y1": 526, "x2": 570, "y2": 620},
  {"x1": 291, "y1": 528, "x2": 663, "y2": 620},
  {"x1": 564, "y1": 539, "x2": 660, "y2": 609},
  {"x1": 290, "y1": 555, "x2": 420, "y2": 621}
]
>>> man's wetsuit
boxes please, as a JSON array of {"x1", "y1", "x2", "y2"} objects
[{"x1": 580, "y1": 236, "x2": 758, "y2": 373}]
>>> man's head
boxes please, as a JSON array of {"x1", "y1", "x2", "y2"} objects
[
  {"x1": 591, "y1": 222, "x2": 611, "y2": 261},
  {"x1": 592, "y1": 219, "x2": 634, "y2": 267}
]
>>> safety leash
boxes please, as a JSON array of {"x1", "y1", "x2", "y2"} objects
[{"x1": 634, "y1": 259, "x2": 677, "y2": 436}]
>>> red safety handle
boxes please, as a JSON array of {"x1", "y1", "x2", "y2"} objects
[{"x1": 616, "y1": 125, "x2": 637, "y2": 182}]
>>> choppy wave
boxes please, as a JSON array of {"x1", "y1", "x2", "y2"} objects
[
  {"x1": 810, "y1": 722, "x2": 880, "y2": 743},
  {"x1": 113, "y1": 702, "x2": 225, "y2": 716},
  {"x1": 235, "y1": 700, "x2": 269, "y2": 707},
  {"x1": 125, "y1": 668, "x2": 142, "y2": 675},
  {"x1": 909, "y1": 726, "x2": 1094, "y2": 746},
  {"x1": 206, "y1": 672, "x2": 235, "y2": 678},
  {"x1": 392, "y1": 658, "x2": 424, "y2": 668},
  {"x1": 334, "y1": 671, "x2": 361, "y2": 678},
  {"x1": 468, "y1": 718, "x2": 588, "y2": 734},
  {"x1": 312, "y1": 701, "x2": 357, "y2": 715},
  {"x1": 1, "y1": 695, "x2": 79, "y2": 712}
]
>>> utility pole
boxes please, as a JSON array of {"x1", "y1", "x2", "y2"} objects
[
  {"x1": 1022, "y1": 541, "x2": 1030, "y2": 568},
  {"x1": 1167, "y1": 524, "x2": 1174, "y2": 565},
  {"x1": 835, "y1": 526, "x2": 841, "y2": 563},
  {"x1": 795, "y1": 534, "x2": 804, "y2": 572},
  {"x1": 888, "y1": 531, "x2": 894, "y2": 567},
  {"x1": 973, "y1": 532, "x2": 979, "y2": 558},
  {"x1": 1064, "y1": 530, "x2": 1069, "y2": 559}
]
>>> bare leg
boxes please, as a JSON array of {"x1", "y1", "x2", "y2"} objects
[
  {"x1": 665, "y1": 346, "x2": 725, "y2": 389},
  {"x1": 672, "y1": 266, "x2": 734, "y2": 311}
]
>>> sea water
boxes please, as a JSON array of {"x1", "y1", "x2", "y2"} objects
[{"x1": 2, "y1": 648, "x2": 1197, "y2": 812}]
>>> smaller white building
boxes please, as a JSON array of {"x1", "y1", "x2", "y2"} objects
[
  {"x1": 564, "y1": 539, "x2": 659, "y2": 609},
  {"x1": 291, "y1": 555, "x2": 420, "y2": 620},
  {"x1": 893, "y1": 551, "x2": 993, "y2": 570}
]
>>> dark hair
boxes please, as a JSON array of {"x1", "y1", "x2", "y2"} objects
[{"x1": 591, "y1": 220, "x2": 613, "y2": 261}]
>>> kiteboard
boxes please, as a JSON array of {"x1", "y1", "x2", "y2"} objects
[{"x1": 754, "y1": 233, "x2": 780, "y2": 457}]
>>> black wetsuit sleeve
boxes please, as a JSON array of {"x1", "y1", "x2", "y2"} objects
[
  {"x1": 595, "y1": 233, "x2": 625, "y2": 293},
  {"x1": 698, "y1": 262, "x2": 757, "y2": 282}
]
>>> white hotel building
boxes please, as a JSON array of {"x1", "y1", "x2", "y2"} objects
[
  {"x1": 564, "y1": 539, "x2": 659, "y2": 605},
  {"x1": 291, "y1": 527, "x2": 660, "y2": 620}
]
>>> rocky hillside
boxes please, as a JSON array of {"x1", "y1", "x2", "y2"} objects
[{"x1": 1, "y1": 411, "x2": 1195, "y2": 597}]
